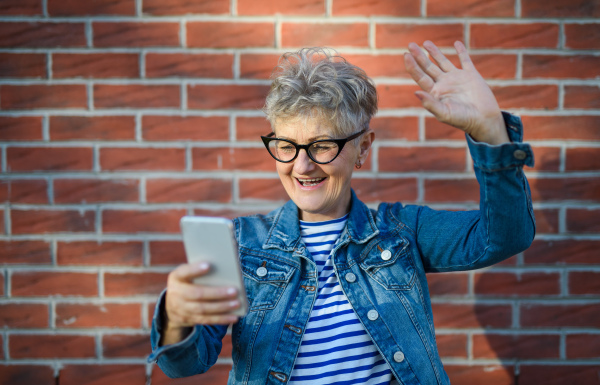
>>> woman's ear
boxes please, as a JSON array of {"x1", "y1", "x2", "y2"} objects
[{"x1": 358, "y1": 130, "x2": 375, "y2": 163}]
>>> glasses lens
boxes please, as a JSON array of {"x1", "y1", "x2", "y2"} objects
[
  {"x1": 268, "y1": 140, "x2": 297, "y2": 162},
  {"x1": 308, "y1": 141, "x2": 339, "y2": 163}
]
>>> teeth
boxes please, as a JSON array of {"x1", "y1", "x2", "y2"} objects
[{"x1": 297, "y1": 177, "x2": 325, "y2": 186}]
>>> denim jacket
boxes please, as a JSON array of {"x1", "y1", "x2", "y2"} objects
[{"x1": 149, "y1": 112, "x2": 536, "y2": 385}]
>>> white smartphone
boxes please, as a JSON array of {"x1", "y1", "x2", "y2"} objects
[{"x1": 180, "y1": 216, "x2": 248, "y2": 317}]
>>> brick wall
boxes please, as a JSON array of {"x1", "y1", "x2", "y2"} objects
[{"x1": 1, "y1": 0, "x2": 599, "y2": 384}]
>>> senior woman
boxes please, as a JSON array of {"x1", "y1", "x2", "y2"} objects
[{"x1": 149, "y1": 40, "x2": 535, "y2": 385}]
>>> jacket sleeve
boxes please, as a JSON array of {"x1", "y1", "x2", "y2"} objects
[
  {"x1": 405, "y1": 112, "x2": 536, "y2": 272},
  {"x1": 147, "y1": 290, "x2": 229, "y2": 378}
]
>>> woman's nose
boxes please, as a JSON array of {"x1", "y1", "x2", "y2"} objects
[{"x1": 293, "y1": 148, "x2": 316, "y2": 174}]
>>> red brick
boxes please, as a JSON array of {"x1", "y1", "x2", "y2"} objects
[
  {"x1": 522, "y1": 0, "x2": 600, "y2": 17},
  {"x1": 94, "y1": 84, "x2": 180, "y2": 108},
  {"x1": 567, "y1": 209, "x2": 600, "y2": 233},
  {"x1": 60, "y1": 365, "x2": 146, "y2": 385},
  {"x1": 11, "y1": 209, "x2": 95, "y2": 234},
  {"x1": 0, "y1": 179, "x2": 48, "y2": 203},
  {"x1": 523, "y1": 55, "x2": 600, "y2": 79},
  {"x1": 565, "y1": 23, "x2": 600, "y2": 49},
  {"x1": 48, "y1": 0, "x2": 134, "y2": 15},
  {"x1": 221, "y1": 334, "x2": 233, "y2": 357},
  {"x1": 192, "y1": 148, "x2": 274, "y2": 171},
  {"x1": 432, "y1": 304, "x2": 512, "y2": 328},
  {"x1": 7, "y1": 146, "x2": 93, "y2": 173},
  {"x1": 52, "y1": 53, "x2": 139, "y2": 79},
  {"x1": 531, "y1": 147, "x2": 560, "y2": 172},
  {"x1": 369, "y1": 117, "x2": 419, "y2": 140},
  {"x1": 238, "y1": 0, "x2": 323, "y2": 15},
  {"x1": 333, "y1": 0, "x2": 419, "y2": 15},
  {"x1": 445, "y1": 365, "x2": 514, "y2": 385},
  {"x1": 473, "y1": 272, "x2": 560, "y2": 296},
  {"x1": 239, "y1": 53, "x2": 281, "y2": 79},
  {"x1": 342, "y1": 54, "x2": 409, "y2": 78},
  {"x1": 57, "y1": 241, "x2": 143, "y2": 266},
  {"x1": 529, "y1": 178, "x2": 600, "y2": 202},
  {"x1": 352, "y1": 178, "x2": 418, "y2": 203},
  {"x1": 1, "y1": 84, "x2": 87, "y2": 109},
  {"x1": 0, "y1": 241, "x2": 51, "y2": 264},
  {"x1": 102, "y1": 209, "x2": 185, "y2": 233},
  {"x1": 0, "y1": 0, "x2": 42, "y2": 15},
  {"x1": 0, "y1": 116, "x2": 43, "y2": 141},
  {"x1": 56, "y1": 303, "x2": 142, "y2": 328},
  {"x1": 282, "y1": 23, "x2": 369, "y2": 48},
  {"x1": 492, "y1": 85, "x2": 558, "y2": 110},
  {"x1": 521, "y1": 304, "x2": 600, "y2": 327},
  {"x1": 104, "y1": 272, "x2": 169, "y2": 296},
  {"x1": 100, "y1": 148, "x2": 185, "y2": 171},
  {"x1": 524, "y1": 239, "x2": 600, "y2": 265},
  {"x1": 519, "y1": 365, "x2": 600, "y2": 384},
  {"x1": 146, "y1": 178, "x2": 232, "y2": 203},
  {"x1": 237, "y1": 117, "x2": 271, "y2": 140},
  {"x1": 436, "y1": 334, "x2": 467, "y2": 358},
  {"x1": 473, "y1": 334, "x2": 560, "y2": 359},
  {"x1": 188, "y1": 84, "x2": 270, "y2": 110},
  {"x1": 427, "y1": 272, "x2": 469, "y2": 296},
  {"x1": 54, "y1": 179, "x2": 139, "y2": 203},
  {"x1": 428, "y1": 0, "x2": 514, "y2": 16},
  {"x1": 0, "y1": 53, "x2": 45, "y2": 78},
  {"x1": 187, "y1": 22, "x2": 274, "y2": 48},
  {"x1": 151, "y1": 364, "x2": 232, "y2": 385},
  {"x1": 0, "y1": 365, "x2": 54, "y2": 385},
  {"x1": 0, "y1": 304, "x2": 49, "y2": 328},
  {"x1": 425, "y1": 118, "x2": 464, "y2": 140},
  {"x1": 0, "y1": 22, "x2": 86, "y2": 48},
  {"x1": 470, "y1": 23, "x2": 558, "y2": 49},
  {"x1": 376, "y1": 24, "x2": 463, "y2": 49},
  {"x1": 146, "y1": 53, "x2": 233, "y2": 78},
  {"x1": 424, "y1": 178, "x2": 479, "y2": 203},
  {"x1": 149, "y1": 241, "x2": 187, "y2": 265},
  {"x1": 565, "y1": 85, "x2": 600, "y2": 109},
  {"x1": 520, "y1": 116, "x2": 600, "y2": 141},
  {"x1": 93, "y1": 22, "x2": 179, "y2": 47},
  {"x1": 50, "y1": 116, "x2": 135, "y2": 141},
  {"x1": 143, "y1": 0, "x2": 229, "y2": 15},
  {"x1": 533, "y1": 208, "x2": 559, "y2": 234},
  {"x1": 471, "y1": 54, "x2": 517, "y2": 79},
  {"x1": 11, "y1": 271, "x2": 98, "y2": 297},
  {"x1": 566, "y1": 148, "x2": 600, "y2": 171},
  {"x1": 239, "y1": 178, "x2": 289, "y2": 202},
  {"x1": 377, "y1": 84, "x2": 422, "y2": 108},
  {"x1": 102, "y1": 334, "x2": 151, "y2": 358},
  {"x1": 566, "y1": 334, "x2": 600, "y2": 358},
  {"x1": 379, "y1": 147, "x2": 465, "y2": 172},
  {"x1": 142, "y1": 116, "x2": 229, "y2": 141},
  {"x1": 569, "y1": 272, "x2": 600, "y2": 295},
  {"x1": 10, "y1": 334, "x2": 95, "y2": 358}
]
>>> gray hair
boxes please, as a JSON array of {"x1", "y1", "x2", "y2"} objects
[{"x1": 264, "y1": 47, "x2": 378, "y2": 138}]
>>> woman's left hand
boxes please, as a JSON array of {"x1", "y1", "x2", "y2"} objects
[{"x1": 404, "y1": 40, "x2": 510, "y2": 145}]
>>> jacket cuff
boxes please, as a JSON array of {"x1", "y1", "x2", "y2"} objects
[{"x1": 466, "y1": 111, "x2": 535, "y2": 172}]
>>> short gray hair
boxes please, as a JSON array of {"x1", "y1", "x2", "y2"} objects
[{"x1": 264, "y1": 47, "x2": 378, "y2": 138}]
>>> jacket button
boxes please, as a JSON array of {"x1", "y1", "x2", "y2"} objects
[
  {"x1": 513, "y1": 149, "x2": 527, "y2": 160},
  {"x1": 256, "y1": 266, "x2": 268, "y2": 277},
  {"x1": 345, "y1": 272, "x2": 356, "y2": 283},
  {"x1": 381, "y1": 250, "x2": 392, "y2": 261},
  {"x1": 367, "y1": 310, "x2": 379, "y2": 321},
  {"x1": 393, "y1": 351, "x2": 405, "y2": 363}
]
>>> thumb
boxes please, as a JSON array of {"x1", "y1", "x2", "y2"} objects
[
  {"x1": 415, "y1": 91, "x2": 448, "y2": 122},
  {"x1": 171, "y1": 262, "x2": 211, "y2": 283}
]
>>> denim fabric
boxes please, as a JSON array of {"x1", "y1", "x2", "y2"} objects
[{"x1": 149, "y1": 112, "x2": 536, "y2": 385}]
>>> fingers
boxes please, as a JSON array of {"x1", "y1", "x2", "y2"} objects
[
  {"x1": 407, "y1": 42, "x2": 444, "y2": 81},
  {"x1": 423, "y1": 40, "x2": 456, "y2": 73},
  {"x1": 404, "y1": 51, "x2": 435, "y2": 93},
  {"x1": 170, "y1": 262, "x2": 211, "y2": 283},
  {"x1": 414, "y1": 91, "x2": 450, "y2": 124},
  {"x1": 454, "y1": 40, "x2": 474, "y2": 70}
]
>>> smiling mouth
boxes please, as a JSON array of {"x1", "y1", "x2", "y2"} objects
[{"x1": 296, "y1": 177, "x2": 326, "y2": 187}]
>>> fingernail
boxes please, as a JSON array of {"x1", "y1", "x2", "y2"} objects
[
  {"x1": 226, "y1": 288, "x2": 237, "y2": 295},
  {"x1": 229, "y1": 300, "x2": 240, "y2": 307},
  {"x1": 197, "y1": 262, "x2": 209, "y2": 270}
]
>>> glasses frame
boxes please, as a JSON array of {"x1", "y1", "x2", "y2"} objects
[{"x1": 261, "y1": 129, "x2": 367, "y2": 165}]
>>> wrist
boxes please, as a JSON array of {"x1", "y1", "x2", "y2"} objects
[{"x1": 470, "y1": 112, "x2": 510, "y2": 145}]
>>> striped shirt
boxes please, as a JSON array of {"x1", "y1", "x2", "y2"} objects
[{"x1": 289, "y1": 215, "x2": 397, "y2": 385}]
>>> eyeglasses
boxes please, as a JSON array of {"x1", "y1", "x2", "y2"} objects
[{"x1": 261, "y1": 129, "x2": 367, "y2": 164}]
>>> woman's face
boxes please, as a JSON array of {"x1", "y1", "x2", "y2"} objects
[{"x1": 273, "y1": 116, "x2": 373, "y2": 222}]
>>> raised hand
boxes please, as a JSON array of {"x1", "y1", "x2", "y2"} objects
[{"x1": 404, "y1": 40, "x2": 510, "y2": 145}]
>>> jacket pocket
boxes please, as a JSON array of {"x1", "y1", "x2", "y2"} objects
[
  {"x1": 240, "y1": 252, "x2": 294, "y2": 312},
  {"x1": 359, "y1": 235, "x2": 416, "y2": 290}
]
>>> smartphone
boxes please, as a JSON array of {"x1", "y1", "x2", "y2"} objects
[{"x1": 180, "y1": 216, "x2": 248, "y2": 317}]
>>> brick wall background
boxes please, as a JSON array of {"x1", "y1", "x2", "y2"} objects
[{"x1": 1, "y1": 0, "x2": 599, "y2": 384}]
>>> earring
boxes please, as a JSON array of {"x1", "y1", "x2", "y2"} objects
[{"x1": 355, "y1": 160, "x2": 362, "y2": 169}]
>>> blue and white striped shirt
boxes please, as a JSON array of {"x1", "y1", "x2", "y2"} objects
[{"x1": 289, "y1": 214, "x2": 397, "y2": 385}]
